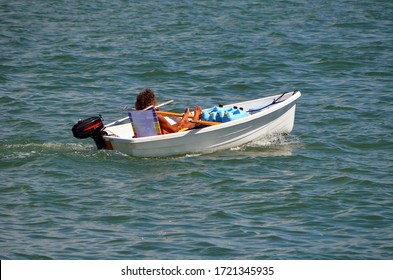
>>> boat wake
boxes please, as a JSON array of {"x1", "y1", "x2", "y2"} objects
[
  {"x1": 245, "y1": 134, "x2": 295, "y2": 148},
  {"x1": 1, "y1": 142, "x2": 97, "y2": 160},
  {"x1": 179, "y1": 135, "x2": 299, "y2": 159},
  {"x1": 230, "y1": 134, "x2": 298, "y2": 157}
]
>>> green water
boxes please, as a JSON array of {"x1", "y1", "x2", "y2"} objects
[{"x1": 1, "y1": 0, "x2": 392, "y2": 259}]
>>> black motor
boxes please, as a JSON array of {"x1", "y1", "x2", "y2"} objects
[
  {"x1": 72, "y1": 115, "x2": 107, "y2": 149},
  {"x1": 72, "y1": 115, "x2": 104, "y2": 139}
]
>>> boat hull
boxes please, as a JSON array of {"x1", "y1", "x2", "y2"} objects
[{"x1": 103, "y1": 91, "x2": 301, "y2": 157}]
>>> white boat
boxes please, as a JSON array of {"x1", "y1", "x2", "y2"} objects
[{"x1": 72, "y1": 90, "x2": 301, "y2": 157}]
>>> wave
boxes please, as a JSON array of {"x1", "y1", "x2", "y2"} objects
[{"x1": 0, "y1": 141, "x2": 96, "y2": 161}]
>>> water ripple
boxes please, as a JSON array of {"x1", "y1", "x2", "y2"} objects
[{"x1": 1, "y1": 0, "x2": 393, "y2": 260}]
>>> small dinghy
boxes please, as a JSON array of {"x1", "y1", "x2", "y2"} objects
[{"x1": 72, "y1": 90, "x2": 301, "y2": 157}]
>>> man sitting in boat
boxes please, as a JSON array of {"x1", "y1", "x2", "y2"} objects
[{"x1": 135, "y1": 89, "x2": 202, "y2": 134}]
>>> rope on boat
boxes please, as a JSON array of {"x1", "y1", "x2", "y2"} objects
[{"x1": 247, "y1": 90, "x2": 296, "y2": 113}]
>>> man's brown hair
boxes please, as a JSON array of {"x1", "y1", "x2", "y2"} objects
[{"x1": 135, "y1": 89, "x2": 157, "y2": 110}]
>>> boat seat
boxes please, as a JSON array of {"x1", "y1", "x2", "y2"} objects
[{"x1": 128, "y1": 109, "x2": 162, "y2": 137}]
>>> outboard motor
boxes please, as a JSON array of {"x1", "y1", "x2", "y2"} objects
[{"x1": 72, "y1": 115, "x2": 107, "y2": 149}]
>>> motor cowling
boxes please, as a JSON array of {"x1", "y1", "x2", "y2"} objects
[
  {"x1": 72, "y1": 115, "x2": 104, "y2": 139},
  {"x1": 72, "y1": 115, "x2": 108, "y2": 150}
]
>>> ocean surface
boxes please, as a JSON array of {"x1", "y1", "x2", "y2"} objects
[{"x1": 1, "y1": 0, "x2": 392, "y2": 260}]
